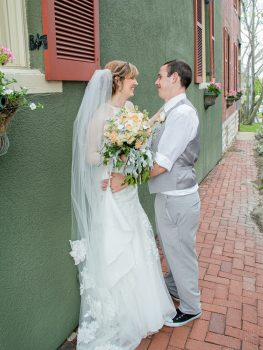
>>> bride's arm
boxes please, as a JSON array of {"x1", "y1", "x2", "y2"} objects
[{"x1": 86, "y1": 107, "x2": 109, "y2": 165}]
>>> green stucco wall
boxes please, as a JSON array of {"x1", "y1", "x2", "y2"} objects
[
  {"x1": 0, "y1": 1, "x2": 223, "y2": 349},
  {"x1": 99, "y1": 0, "x2": 222, "y2": 223}
]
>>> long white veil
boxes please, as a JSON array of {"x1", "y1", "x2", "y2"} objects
[{"x1": 71, "y1": 69, "x2": 112, "y2": 246}]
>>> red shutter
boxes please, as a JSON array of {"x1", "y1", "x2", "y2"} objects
[
  {"x1": 234, "y1": 43, "x2": 238, "y2": 91},
  {"x1": 194, "y1": 0, "x2": 203, "y2": 83},
  {"x1": 223, "y1": 28, "x2": 230, "y2": 96},
  {"x1": 42, "y1": 0, "x2": 100, "y2": 81},
  {"x1": 209, "y1": 0, "x2": 215, "y2": 81}
]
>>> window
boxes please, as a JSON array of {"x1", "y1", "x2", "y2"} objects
[
  {"x1": 194, "y1": 0, "x2": 203, "y2": 83},
  {"x1": 0, "y1": 0, "x2": 28, "y2": 68},
  {"x1": 209, "y1": 0, "x2": 215, "y2": 81},
  {"x1": 0, "y1": 0, "x2": 62, "y2": 93},
  {"x1": 42, "y1": 0, "x2": 100, "y2": 81},
  {"x1": 223, "y1": 27, "x2": 230, "y2": 96}
]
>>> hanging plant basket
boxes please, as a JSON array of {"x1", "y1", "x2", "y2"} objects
[
  {"x1": 0, "y1": 105, "x2": 18, "y2": 135},
  {"x1": 0, "y1": 98, "x2": 18, "y2": 156},
  {"x1": 204, "y1": 90, "x2": 219, "y2": 110},
  {"x1": 226, "y1": 96, "x2": 235, "y2": 108}
]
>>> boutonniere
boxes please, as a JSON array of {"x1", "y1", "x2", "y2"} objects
[
  {"x1": 156, "y1": 111, "x2": 166, "y2": 124},
  {"x1": 152, "y1": 110, "x2": 166, "y2": 138}
]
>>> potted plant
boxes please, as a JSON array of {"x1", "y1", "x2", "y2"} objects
[
  {"x1": 226, "y1": 89, "x2": 236, "y2": 107},
  {"x1": 0, "y1": 46, "x2": 43, "y2": 156},
  {"x1": 204, "y1": 82, "x2": 221, "y2": 109}
]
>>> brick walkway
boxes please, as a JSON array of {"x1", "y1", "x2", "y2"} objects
[
  {"x1": 61, "y1": 136, "x2": 263, "y2": 350},
  {"x1": 136, "y1": 137, "x2": 263, "y2": 350}
]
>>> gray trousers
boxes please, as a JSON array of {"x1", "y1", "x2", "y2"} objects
[{"x1": 155, "y1": 191, "x2": 201, "y2": 315}]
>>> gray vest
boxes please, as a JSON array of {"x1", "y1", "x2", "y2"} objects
[{"x1": 148, "y1": 98, "x2": 200, "y2": 194}]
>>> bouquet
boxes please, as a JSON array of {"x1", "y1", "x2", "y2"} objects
[{"x1": 102, "y1": 106, "x2": 154, "y2": 185}]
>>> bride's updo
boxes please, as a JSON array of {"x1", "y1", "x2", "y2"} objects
[{"x1": 105, "y1": 60, "x2": 138, "y2": 95}]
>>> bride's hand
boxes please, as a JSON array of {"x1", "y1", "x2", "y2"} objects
[{"x1": 110, "y1": 173, "x2": 128, "y2": 192}]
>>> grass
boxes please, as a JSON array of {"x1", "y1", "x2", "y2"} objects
[{"x1": 239, "y1": 123, "x2": 262, "y2": 132}]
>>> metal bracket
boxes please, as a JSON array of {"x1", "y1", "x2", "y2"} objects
[{"x1": 29, "y1": 34, "x2": 48, "y2": 50}]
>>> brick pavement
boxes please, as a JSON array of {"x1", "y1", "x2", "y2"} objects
[
  {"x1": 136, "y1": 137, "x2": 263, "y2": 350},
  {"x1": 61, "y1": 136, "x2": 263, "y2": 350}
]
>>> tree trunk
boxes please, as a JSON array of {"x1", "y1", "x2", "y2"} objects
[{"x1": 246, "y1": 79, "x2": 263, "y2": 124}]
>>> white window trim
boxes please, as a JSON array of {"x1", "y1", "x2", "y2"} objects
[
  {"x1": 0, "y1": 0, "x2": 62, "y2": 93},
  {"x1": 1, "y1": 68, "x2": 63, "y2": 94}
]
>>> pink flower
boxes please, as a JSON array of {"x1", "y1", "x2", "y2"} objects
[
  {"x1": 229, "y1": 89, "x2": 236, "y2": 96},
  {"x1": 0, "y1": 46, "x2": 15, "y2": 65}
]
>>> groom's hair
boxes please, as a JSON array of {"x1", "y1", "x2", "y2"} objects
[{"x1": 164, "y1": 59, "x2": 192, "y2": 89}]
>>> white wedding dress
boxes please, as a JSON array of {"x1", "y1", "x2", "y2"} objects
[{"x1": 70, "y1": 71, "x2": 175, "y2": 350}]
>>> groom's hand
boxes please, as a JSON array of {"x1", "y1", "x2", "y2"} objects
[
  {"x1": 101, "y1": 173, "x2": 128, "y2": 192},
  {"x1": 110, "y1": 173, "x2": 128, "y2": 192}
]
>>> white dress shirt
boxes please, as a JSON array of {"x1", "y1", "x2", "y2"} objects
[{"x1": 155, "y1": 93, "x2": 199, "y2": 196}]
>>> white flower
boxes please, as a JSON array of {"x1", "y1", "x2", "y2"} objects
[
  {"x1": 159, "y1": 111, "x2": 166, "y2": 122},
  {"x1": 4, "y1": 89, "x2": 13, "y2": 95},
  {"x1": 69, "y1": 239, "x2": 87, "y2": 265},
  {"x1": 29, "y1": 103, "x2": 37, "y2": 110}
]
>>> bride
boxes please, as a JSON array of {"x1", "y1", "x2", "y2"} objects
[{"x1": 70, "y1": 60, "x2": 175, "y2": 350}]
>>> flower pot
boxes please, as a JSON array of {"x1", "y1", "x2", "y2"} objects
[
  {"x1": 0, "y1": 106, "x2": 18, "y2": 135},
  {"x1": 204, "y1": 90, "x2": 218, "y2": 110},
  {"x1": 226, "y1": 97, "x2": 235, "y2": 108}
]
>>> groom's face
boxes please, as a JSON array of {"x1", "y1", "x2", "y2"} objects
[{"x1": 155, "y1": 65, "x2": 174, "y2": 101}]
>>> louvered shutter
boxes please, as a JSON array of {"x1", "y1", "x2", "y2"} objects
[
  {"x1": 194, "y1": 0, "x2": 203, "y2": 83},
  {"x1": 223, "y1": 28, "x2": 230, "y2": 96},
  {"x1": 209, "y1": 0, "x2": 215, "y2": 81},
  {"x1": 42, "y1": 0, "x2": 100, "y2": 81},
  {"x1": 234, "y1": 43, "x2": 238, "y2": 91}
]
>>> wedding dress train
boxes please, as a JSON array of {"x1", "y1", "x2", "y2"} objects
[{"x1": 70, "y1": 185, "x2": 175, "y2": 350}]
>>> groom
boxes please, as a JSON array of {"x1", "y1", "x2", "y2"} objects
[
  {"x1": 105, "y1": 59, "x2": 202, "y2": 327},
  {"x1": 148, "y1": 59, "x2": 201, "y2": 327}
]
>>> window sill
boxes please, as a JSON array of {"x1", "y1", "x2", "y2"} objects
[
  {"x1": 199, "y1": 82, "x2": 209, "y2": 90},
  {"x1": 0, "y1": 67, "x2": 63, "y2": 94}
]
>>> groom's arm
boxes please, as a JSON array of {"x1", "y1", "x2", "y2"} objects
[{"x1": 150, "y1": 163, "x2": 167, "y2": 177}]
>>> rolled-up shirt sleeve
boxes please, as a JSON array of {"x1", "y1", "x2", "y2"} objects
[{"x1": 155, "y1": 107, "x2": 198, "y2": 171}]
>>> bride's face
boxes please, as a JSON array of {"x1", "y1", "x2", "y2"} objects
[{"x1": 119, "y1": 76, "x2": 138, "y2": 98}]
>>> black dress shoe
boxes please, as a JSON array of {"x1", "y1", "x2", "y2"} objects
[{"x1": 164, "y1": 308, "x2": 202, "y2": 327}]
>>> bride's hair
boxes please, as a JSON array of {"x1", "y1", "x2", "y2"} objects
[{"x1": 105, "y1": 60, "x2": 138, "y2": 95}]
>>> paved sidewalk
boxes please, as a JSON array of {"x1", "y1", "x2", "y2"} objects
[{"x1": 136, "y1": 136, "x2": 263, "y2": 350}]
